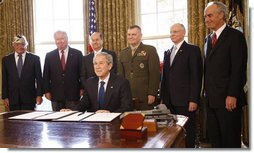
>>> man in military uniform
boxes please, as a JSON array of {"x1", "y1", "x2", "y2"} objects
[{"x1": 118, "y1": 25, "x2": 160, "y2": 110}]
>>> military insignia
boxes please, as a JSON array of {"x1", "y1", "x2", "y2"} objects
[
  {"x1": 137, "y1": 50, "x2": 147, "y2": 56},
  {"x1": 140, "y1": 63, "x2": 144, "y2": 69}
]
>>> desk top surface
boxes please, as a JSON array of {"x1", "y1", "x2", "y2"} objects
[{"x1": 0, "y1": 111, "x2": 187, "y2": 148}]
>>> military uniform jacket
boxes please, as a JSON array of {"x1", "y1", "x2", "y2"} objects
[{"x1": 118, "y1": 43, "x2": 160, "y2": 109}]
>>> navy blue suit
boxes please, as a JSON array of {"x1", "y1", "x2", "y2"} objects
[
  {"x1": 43, "y1": 47, "x2": 83, "y2": 103},
  {"x1": 76, "y1": 73, "x2": 133, "y2": 113},
  {"x1": 2, "y1": 52, "x2": 43, "y2": 110},
  {"x1": 204, "y1": 26, "x2": 247, "y2": 147},
  {"x1": 160, "y1": 41, "x2": 203, "y2": 147}
]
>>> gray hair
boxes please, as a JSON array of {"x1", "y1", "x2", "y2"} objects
[
  {"x1": 54, "y1": 30, "x2": 68, "y2": 39},
  {"x1": 207, "y1": 1, "x2": 227, "y2": 20},
  {"x1": 93, "y1": 52, "x2": 113, "y2": 65}
]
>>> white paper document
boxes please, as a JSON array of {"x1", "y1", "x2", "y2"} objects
[
  {"x1": 82, "y1": 113, "x2": 121, "y2": 122},
  {"x1": 55, "y1": 112, "x2": 94, "y2": 121},
  {"x1": 33, "y1": 111, "x2": 77, "y2": 120},
  {"x1": 8, "y1": 111, "x2": 53, "y2": 120}
]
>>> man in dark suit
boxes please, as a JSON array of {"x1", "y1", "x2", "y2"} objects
[
  {"x1": 160, "y1": 23, "x2": 203, "y2": 148},
  {"x1": 81, "y1": 32, "x2": 117, "y2": 83},
  {"x1": 204, "y1": 2, "x2": 247, "y2": 148},
  {"x1": 118, "y1": 25, "x2": 160, "y2": 110},
  {"x1": 2, "y1": 35, "x2": 43, "y2": 110},
  {"x1": 62, "y1": 52, "x2": 133, "y2": 113},
  {"x1": 43, "y1": 31, "x2": 83, "y2": 111}
]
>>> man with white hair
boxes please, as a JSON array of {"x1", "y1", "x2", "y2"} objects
[
  {"x1": 2, "y1": 35, "x2": 43, "y2": 110},
  {"x1": 43, "y1": 31, "x2": 83, "y2": 111}
]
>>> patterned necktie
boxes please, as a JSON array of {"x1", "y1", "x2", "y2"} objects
[
  {"x1": 61, "y1": 50, "x2": 66, "y2": 71},
  {"x1": 98, "y1": 81, "x2": 105, "y2": 108},
  {"x1": 170, "y1": 46, "x2": 177, "y2": 65},
  {"x1": 212, "y1": 33, "x2": 217, "y2": 48},
  {"x1": 17, "y1": 54, "x2": 23, "y2": 78}
]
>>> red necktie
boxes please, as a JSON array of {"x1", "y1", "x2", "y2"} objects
[
  {"x1": 61, "y1": 50, "x2": 66, "y2": 71},
  {"x1": 212, "y1": 33, "x2": 217, "y2": 48}
]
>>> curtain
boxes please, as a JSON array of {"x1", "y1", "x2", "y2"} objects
[
  {"x1": 94, "y1": 0, "x2": 135, "y2": 56},
  {"x1": 0, "y1": 0, "x2": 34, "y2": 112},
  {"x1": 188, "y1": 0, "x2": 249, "y2": 146}
]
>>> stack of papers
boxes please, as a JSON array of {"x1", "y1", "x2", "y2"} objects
[
  {"x1": 33, "y1": 111, "x2": 77, "y2": 120},
  {"x1": 8, "y1": 111, "x2": 53, "y2": 120},
  {"x1": 8, "y1": 111, "x2": 122, "y2": 122},
  {"x1": 82, "y1": 113, "x2": 121, "y2": 122},
  {"x1": 55, "y1": 112, "x2": 94, "y2": 121},
  {"x1": 9, "y1": 111, "x2": 76, "y2": 120}
]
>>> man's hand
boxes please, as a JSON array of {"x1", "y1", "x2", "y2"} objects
[
  {"x1": 96, "y1": 110, "x2": 110, "y2": 113},
  {"x1": 188, "y1": 102, "x2": 197, "y2": 112},
  {"x1": 45, "y1": 92, "x2": 51, "y2": 100},
  {"x1": 3, "y1": 98, "x2": 9, "y2": 107},
  {"x1": 36, "y1": 96, "x2": 43, "y2": 105},
  {"x1": 60, "y1": 109, "x2": 72, "y2": 112},
  {"x1": 225, "y1": 96, "x2": 237, "y2": 111},
  {"x1": 148, "y1": 95, "x2": 156, "y2": 104}
]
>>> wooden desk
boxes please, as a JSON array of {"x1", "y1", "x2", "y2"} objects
[{"x1": 0, "y1": 111, "x2": 187, "y2": 148}]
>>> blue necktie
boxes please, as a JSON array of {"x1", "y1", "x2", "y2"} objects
[
  {"x1": 98, "y1": 81, "x2": 105, "y2": 108},
  {"x1": 17, "y1": 54, "x2": 23, "y2": 78}
]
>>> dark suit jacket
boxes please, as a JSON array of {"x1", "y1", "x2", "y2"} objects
[
  {"x1": 76, "y1": 73, "x2": 133, "y2": 113},
  {"x1": 81, "y1": 49, "x2": 117, "y2": 83},
  {"x1": 204, "y1": 26, "x2": 247, "y2": 108},
  {"x1": 2, "y1": 52, "x2": 43, "y2": 106},
  {"x1": 43, "y1": 47, "x2": 83, "y2": 102},
  {"x1": 160, "y1": 41, "x2": 202, "y2": 108}
]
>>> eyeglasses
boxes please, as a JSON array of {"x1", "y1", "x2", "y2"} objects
[{"x1": 170, "y1": 31, "x2": 180, "y2": 35}]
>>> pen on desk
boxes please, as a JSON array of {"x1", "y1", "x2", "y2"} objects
[{"x1": 78, "y1": 112, "x2": 85, "y2": 116}]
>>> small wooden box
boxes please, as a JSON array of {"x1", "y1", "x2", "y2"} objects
[
  {"x1": 120, "y1": 113, "x2": 147, "y2": 140},
  {"x1": 120, "y1": 127, "x2": 147, "y2": 140},
  {"x1": 143, "y1": 119, "x2": 157, "y2": 132},
  {"x1": 120, "y1": 113, "x2": 145, "y2": 130}
]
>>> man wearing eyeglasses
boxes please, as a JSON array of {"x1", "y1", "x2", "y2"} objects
[{"x1": 160, "y1": 23, "x2": 203, "y2": 148}]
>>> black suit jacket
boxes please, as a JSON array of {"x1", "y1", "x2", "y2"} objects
[
  {"x1": 43, "y1": 47, "x2": 83, "y2": 102},
  {"x1": 160, "y1": 41, "x2": 202, "y2": 108},
  {"x1": 204, "y1": 26, "x2": 247, "y2": 108},
  {"x1": 81, "y1": 49, "x2": 117, "y2": 83},
  {"x1": 76, "y1": 73, "x2": 133, "y2": 113},
  {"x1": 2, "y1": 52, "x2": 43, "y2": 106}
]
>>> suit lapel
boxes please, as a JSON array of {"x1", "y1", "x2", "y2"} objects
[
  {"x1": 207, "y1": 26, "x2": 229, "y2": 58},
  {"x1": 65, "y1": 48, "x2": 73, "y2": 71},
  {"x1": 20, "y1": 52, "x2": 30, "y2": 78},
  {"x1": 104, "y1": 74, "x2": 115, "y2": 108},
  {"x1": 52, "y1": 50, "x2": 63, "y2": 71},
  {"x1": 91, "y1": 77, "x2": 100, "y2": 109},
  {"x1": 131, "y1": 43, "x2": 144, "y2": 59},
  {"x1": 9, "y1": 53, "x2": 20, "y2": 78},
  {"x1": 171, "y1": 41, "x2": 186, "y2": 67},
  {"x1": 204, "y1": 34, "x2": 212, "y2": 58}
]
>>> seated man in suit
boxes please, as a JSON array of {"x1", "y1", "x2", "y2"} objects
[
  {"x1": 61, "y1": 52, "x2": 133, "y2": 113},
  {"x1": 81, "y1": 32, "x2": 117, "y2": 84}
]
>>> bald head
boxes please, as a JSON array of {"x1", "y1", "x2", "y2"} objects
[{"x1": 91, "y1": 32, "x2": 104, "y2": 51}]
